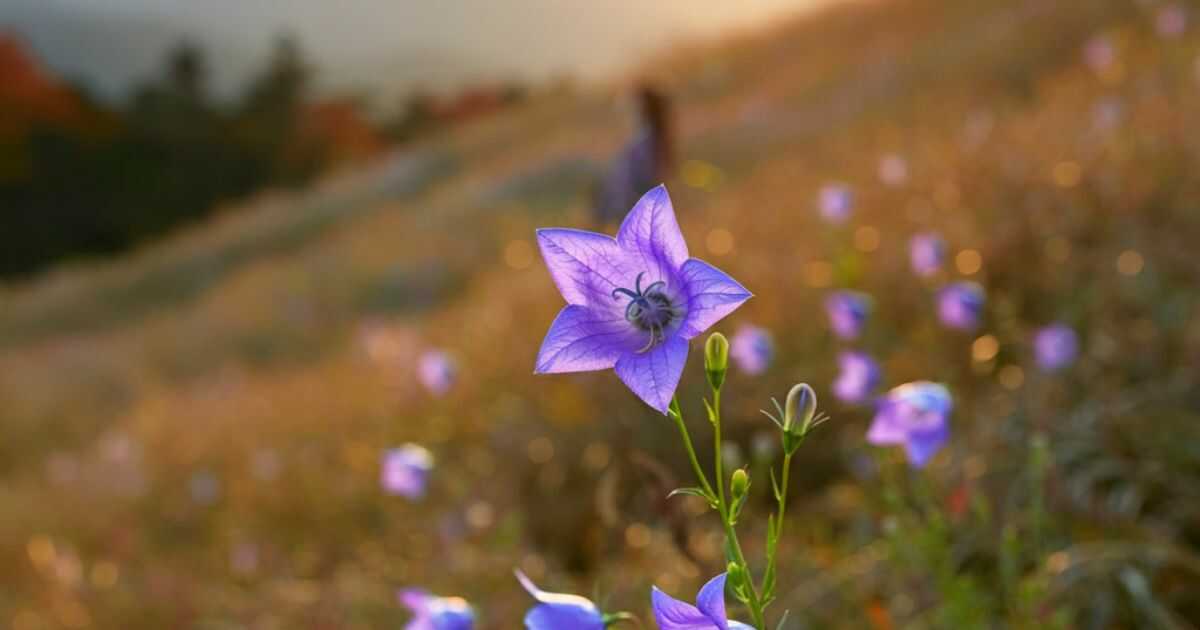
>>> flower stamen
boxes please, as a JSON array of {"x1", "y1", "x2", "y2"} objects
[{"x1": 612, "y1": 271, "x2": 680, "y2": 353}]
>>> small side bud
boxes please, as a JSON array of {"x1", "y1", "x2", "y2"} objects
[
  {"x1": 726, "y1": 561, "x2": 746, "y2": 589},
  {"x1": 730, "y1": 468, "x2": 750, "y2": 500},
  {"x1": 705, "y1": 332, "x2": 730, "y2": 390}
]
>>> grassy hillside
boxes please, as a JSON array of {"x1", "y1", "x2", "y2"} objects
[{"x1": 3, "y1": 0, "x2": 1199, "y2": 628}]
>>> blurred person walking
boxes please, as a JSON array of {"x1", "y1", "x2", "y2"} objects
[{"x1": 593, "y1": 84, "x2": 675, "y2": 226}]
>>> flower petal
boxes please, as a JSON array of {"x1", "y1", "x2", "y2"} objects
[
  {"x1": 694, "y1": 573, "x2": 730, "y2": 630},
  {"x1": 535, "y1": 306, "x2": 639, "y2": 373},
  {"x1": 865, "y1": 413, "x2": 905, "y2": 445},
  {"x1": 651, "y1": 586, "x2": 712, "y2": 630},
  {"x1": 904, "y1": 425, "x2": 949, "y2": 468},
  {"x1": 615, "y1": 336, "x2": 688, "y2": 414},
  {"x1": 616, "y1": 185, "x2": 688, "y2": 283},
  {"x1": 515, "y1": 571, "x2": 604, "y2": 630},
  {"x1": 678, "y1": 259, "x2": 752, "y2": 339},
  {"x1": 536, "y1": 228, "x2": 630, "y2": 307}
]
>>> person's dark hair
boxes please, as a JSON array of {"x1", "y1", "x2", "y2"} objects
[{"x1": 636, "y1": 84, "x2": 673, "y2": 178}]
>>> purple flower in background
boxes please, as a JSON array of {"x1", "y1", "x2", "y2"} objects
[
  {"x1": 1082, "y1": 35, "x2": 1115, "y2": 73},
  {"x1": 382, "y1": 444, "x2": 434, "y2": 499},
  {"x1": 910, "y1": 232, "x2": 946, "y2": 277},
  {"x1": 833, "y1": 351, "x2": 882, "y2": 404},
  {"x1": 730, "y1": 325, "x2": 774, "y2": 375},
  {"x1": 1156, "y1": 4, "x2": 1187, "y2": 39},
  {"x1": 399, "y1": 589, "x2": 475, "y2": 630},
  {"x1": 516, "y1": 570, "x2": 605, "y2": 630},
  {"x1": 418, "y1": 350, "x2": 456, "y2": 396},
  {"x1": 878, "y1": 153, "x2": 909, "y2": 187},
  {"x1": 1034, "y1": 323, "x2": 1079, "y2": 372},
  {"x1": 937, "y1": 282, "x2": 985, "y2": 331},
  {"x1": 867, "y1": 382, "x2": 952, "y2": 467},
  {"x1": 818, "y1": 183, "x2": 854, "y2": 224},
  {"x1": 534, "y1": 185, "x2": 752, "y2": 413},
  {"x1": 651, "y1": 573, "x2": 754, "y2": 630},
  {"x1": 825, "y1": 291, "x2": 871, "y2": 340}
]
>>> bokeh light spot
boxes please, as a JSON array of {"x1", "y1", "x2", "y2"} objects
[
  {"x1": 466, "y1": 501, "x2": 495, "y2": 530},
  {"x1": 526, "y1": 437, "x2": 554, "y2": 464},
  {"x1": 504, "y1": 239, "x2": 534, "y2": 270},
  {"x1": 705, "y1": 228, "x2": 734, "y2": 255},
  {"x1": 624, "y1": 522, "x2": 652, "y2": 549},
  {"x1": 854, "y1": 226, "x2": 880, "y2": 252},
  {"x1": 1117, "y1": 249, "x2": 1144, "y2": 276},
  {"x1": 1052, "y1": 161, "x2": 1082, "y2": 188},
  {"x1": 972, "y1": 335, "x2": 999, "y2": 362},
  {"x1": 582, "y1": 443, "x2": 611, "y2": 471},
  {"x1": 804, "y1": 260, "x2": 833, "y2": 288},
  {"x1": 955, "y1": 249, "x2": 982, "y2": 275},
  {"x1": 90, "y1": 562, "x2": 119, "y2": 589},
  {"x1": 998, "y1": 365, "x2": 1024, "y2": 390}
]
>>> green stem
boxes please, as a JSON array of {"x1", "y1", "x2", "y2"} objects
[
  {"x1": 710, "y1": 388, "x2": 767, "y2": 630},
  {"x1": 763, "y1": 451, "x2": 793, "y2": 600},
  {"x1": 669, "y1": 396, "x2": 716, "y2": 501}
]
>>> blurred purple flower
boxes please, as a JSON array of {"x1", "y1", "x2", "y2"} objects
[
  {"x1": 878, "y1": 153, "x2": 909, "y2": 187},
  {"x1": 833, "y1": 351, "x2": 882, "y2": 404},
  {"x1": 1082, "y1": 35, "x2": 1115, "y2": 73},
  {"x1": 534, "y1": 185, "x2": 751, "y2": 413},
  {"x1": 817, "y1": 183, "x2": 854, "y2": 224},
  {"x1": 867, "y1": 382, "x2": 952, "y2": 467},
  {"x1": 1156, "y1": 4, "x2": 1187, "y2": 39},
  {"x1": 382, "y1": 444, "x2": 434, "y2": 500},
  {"x1": 1034, "y1": 323, "x2": 1079, "y2": 372},
  {"x1": 651, "y1": 573, "x2": 754, "y2": 630},
  {"x1": 909, "y1": 232, "x2": 946, "y2": 277},
  {"x1": 418, "y1": 350, "x2": 457, "y2": 396},
  {"x1": 516, "y1": 570, "x2": 605, "y2": 630},
  {"x1": 399, "y1": 589, "x2": 475, "y2": 630},
  {"x1": 730, "y1": 325, "x2": 774, "y2": 375},
  {"x1": 825, "y1": 291, "x2": 871, "y2": 340},
  {"x1": 937, "y1": 282, "x2": 985, "y2": 331}
]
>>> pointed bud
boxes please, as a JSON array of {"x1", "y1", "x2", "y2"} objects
[
  {"x1": 730, "y1": 468, "x2": 749, "y2": 500},
  {"x1": 705, "y1": 332, "x2": 730, "y2": 390},
  {"x1": 782, "y1": 383, "x2": 818, "y2": 455}
]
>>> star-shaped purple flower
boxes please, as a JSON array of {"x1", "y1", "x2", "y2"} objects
[
  {"x1": 651, "y1": 573, "x2": 753, "y2": 630},
  {"x1": 534, "y1": 185, "x2": 752, "y2": 413},
  {"x1": 515, "y1": 570, "x2": 605, "y2": 630},
  {"x1": 867, "y1": 382, "x2": 952, "y2": 468},
  {"x1": 399, "y1": 589, "x2": 475, "y2": 630},
  {"x1": 833, "y1": 350, "x2": 882, "y2": 404},
  {"x1": 1034, "y1": 323, "x2": 1079, "y2": 372}
]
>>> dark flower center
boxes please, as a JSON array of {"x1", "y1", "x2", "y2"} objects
[{"x1": 612, "y1": 272, "x2": 680, "y2": 353}]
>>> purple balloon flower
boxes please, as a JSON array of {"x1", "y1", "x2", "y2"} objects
[
  {"x1": 833, "y1": 351, "x2": 882, "y2": 404},
  {"x1": 651, "y1": 573, "x2": 753, "y2": 630},
  {"x1": 730, "y1": 325, "x2": 774, "y2": 375},
  {"x1": 867, "y1": 382, "x2": 952, "y2": 468},
  {"x1": 382, "y1": 444, "x2": 434, "y2": 499},
  {"x1": 825, "y1": 291, "x2": 871, "y2": 340},
  {"x1": 817, "y1": 183, "x2": 854, "y2": 224},
  {"x1": 909, "y1": 232, "x2": 946, "y2": 277},
  {"x1": 1034, "y1": 323, "x2": 1079, "y2": 372},
  {"x1": 399, "y1": 589, "x2": 475, "y2": 630},
  {"x1": 418, "y1": 350, "x2": 456, "y2": 396},
  {"x1": 937, "y1": 282, "x2": 985, "y2": 331},
  {"x1": 534, "y1": 185, "x2": 752, "y2": 413},
  {"x1": 515, "y1": 570, "x2": 605, "y2": 630}
]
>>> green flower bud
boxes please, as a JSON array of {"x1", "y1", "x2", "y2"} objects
[
  {"x1": 704, "y1": 332, "x2": 730, "y2": 390},
  {"x1": 726, "y1": 561, "x2": 746, "y2": 588},
  {"x1": 730, "y1": 468, "x2": 749, "y2": 500},
  {"x1": 782, "y1": 383, "x2": 819, "y2": 455}
]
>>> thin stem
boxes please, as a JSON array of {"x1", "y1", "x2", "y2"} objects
[
  {"x1": 710, "y1": 387, "x2": 767, "y2": 630},
  {"x1": 764, "y1": 451, "x2": 793, "y2": 599},
  {"x1": 669, "y1": 395, "x2": 716, "y2": 501}
]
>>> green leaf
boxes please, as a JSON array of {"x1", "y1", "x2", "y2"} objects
[
  {"x1": 703, "y1": 397, "x2": 717, "y2": 425},
  {"x1": 774, "y1": 610, "x2": 790, "y2": 630},
  {"x1": 770, "y1": 468, "x2": 783, "y2": 503},
  {"x1": 667, "y1": 486, "x2": 717, "y2": 508}
]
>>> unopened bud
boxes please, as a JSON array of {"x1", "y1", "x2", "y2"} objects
[
  {"x1": 730, "y1": 468, "x2": 749, "y2": 500},
  {"x1": 784, "y1": 383, "x2": 817, "y2": 433},
  {"x1": 705, "y1": 333, "x2": 730, "y2": 390}
]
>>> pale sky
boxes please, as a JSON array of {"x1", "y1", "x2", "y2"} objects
[{"x1": 4, "y1": 0, "x2": 831, "y2": 102}]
